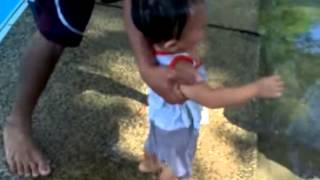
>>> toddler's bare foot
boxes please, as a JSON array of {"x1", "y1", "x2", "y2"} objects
[
  {"x1": 139, "y1": 151, "x2": 161, "y2": 173},
  {"x1": 138, "y1": 159, "x2": 160, "y2": 173},
  {"x1": 158, "y1": 165, "x2": 177, "y2": 180}
]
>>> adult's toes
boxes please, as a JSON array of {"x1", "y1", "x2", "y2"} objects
[
  {"x1": 23, "y1": 163, "x2": 32, "y2": 177},
  {"x1": 7, "y1": 159, "x2": 17, "y2": 175},
  {"x1": 16, "y1": 162, "x2": 25, "y2": 176},
  {"x1": 29, "y1": 162, "x2": 39, "y2": 177},
  {"x1": 38, "y1": 160, "x2": 51, "y2": 176}
]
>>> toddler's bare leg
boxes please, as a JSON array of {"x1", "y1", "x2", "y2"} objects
[
  {"x1": 139, "y1": 150, "x2": 161, "y2": 173},
  {"x1": 158, "y1": 165, "x2": 177, "y2": 180}
]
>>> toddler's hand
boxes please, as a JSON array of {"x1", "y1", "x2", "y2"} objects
[{"x1": 255, "y1": 75, "x2": 284, "y2": 98}]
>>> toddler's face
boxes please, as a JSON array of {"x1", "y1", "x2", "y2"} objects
[{"x1": 175, "y1": 3, "x2": 208, "y2": 53}]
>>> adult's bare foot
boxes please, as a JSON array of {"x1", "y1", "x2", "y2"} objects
[{"x1": 3, "y1": 116, "x2": 51, "y2": 177}]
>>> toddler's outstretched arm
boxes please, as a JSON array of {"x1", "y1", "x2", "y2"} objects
[{"x1": 180, "y1": 75, "x2": 284, "y2": 108}]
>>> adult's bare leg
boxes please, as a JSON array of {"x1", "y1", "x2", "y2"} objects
[{"x1": 4, "y1": 31, "x2": 64, "y2": 177}]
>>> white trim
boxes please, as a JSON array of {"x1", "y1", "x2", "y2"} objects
[
  {"x1": 54, "y1": 0, "x2": 83, "y2": 35},
  {"x1": 0, "y1": 1, "x2": 28, "y2": 43}
]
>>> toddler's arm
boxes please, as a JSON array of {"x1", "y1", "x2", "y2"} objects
[
  {"x1": 180, "y1": 75, "x2": 283, "y2": 108},
  {"x1": 174, "y1": 61, "x2": 284, "y2": 108}
]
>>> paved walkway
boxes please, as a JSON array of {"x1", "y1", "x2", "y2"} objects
[{"x1": 0, "y1": 1, "x2": 260, "y2": 179}]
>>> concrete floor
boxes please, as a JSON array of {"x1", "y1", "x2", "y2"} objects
[{"x1": 0, "y1": 1, "x2": 260, "y2": 179}]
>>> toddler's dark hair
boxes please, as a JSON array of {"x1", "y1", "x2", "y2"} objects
[{"x1": 131, "y1": 0, "x2": 201, "y2": 44}]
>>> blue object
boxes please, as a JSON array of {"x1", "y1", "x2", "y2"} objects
[
  {"x1": 310, "y1": 24, "x2": 320, "y2": 40},
  {"x1": 0, "y1": 0, "x2": 27, "y2": 42}
]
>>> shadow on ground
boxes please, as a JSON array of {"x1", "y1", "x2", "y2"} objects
[
  {"x1": 0, "y1": 2, "x2": 262, "y2": 179},
  {"x1": 0, "y1": 6, "x2": 151, "y2": 180}
]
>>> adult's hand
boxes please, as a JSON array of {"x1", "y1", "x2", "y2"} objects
[{"x1": 142, "y1": 66, "x2": 189, "y2": 104}]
